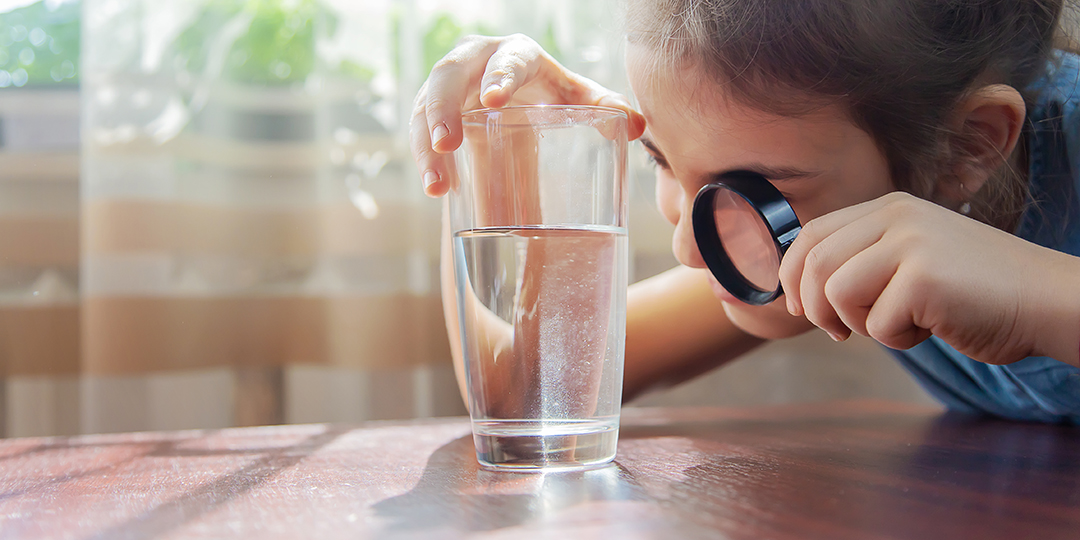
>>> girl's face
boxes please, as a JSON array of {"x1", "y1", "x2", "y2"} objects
[{"x1": 626, "y1": 45, "x2": 896, "y2": 303}]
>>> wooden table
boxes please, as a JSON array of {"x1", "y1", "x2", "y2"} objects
[{"x1": 1, "y1": 400, "x2": 1078, "y2": 539}]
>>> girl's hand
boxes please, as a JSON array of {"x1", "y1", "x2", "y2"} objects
[
  {"x1": 410, "y1": 34, "x2": 646, "y2": 197},
  {"x1": 779, "y1": 191, "x2": 1080, "y2": 367}
]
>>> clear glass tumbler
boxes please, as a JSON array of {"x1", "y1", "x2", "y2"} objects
[{"x1": 449, "y1": 105, "x2": 629, "y2": 471}]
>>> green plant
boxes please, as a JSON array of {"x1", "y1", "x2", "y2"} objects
[
  {"x1": 421, "y1": 13, "x2": 496, "y2": 77},
  {"x1": 0, "y1": 0, "x2": 79, "y2": 88},
  {"x1": 174, "y1": 0, "x2": 323, "y2": 86}
]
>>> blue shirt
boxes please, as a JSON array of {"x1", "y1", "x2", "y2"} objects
[{"x1": 887, "y1": 52, "x2": 1080, "y2": 424}]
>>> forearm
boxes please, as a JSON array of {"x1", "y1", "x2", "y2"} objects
[
  {"x1": 1028, "y1": 249, "x2": 1080, "y2": 367},
  {"x1": 623, "y1": 266, "x2": 768, "y2": 400}
]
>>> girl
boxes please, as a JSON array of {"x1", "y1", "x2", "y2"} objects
[{"x1": 411, "y1": 0, "x2": 1080, "y2": 423}]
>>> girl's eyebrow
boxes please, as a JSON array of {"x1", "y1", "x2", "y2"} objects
[
  {"x1": 714, "y1": 165, "x2": 823, "y2": 181},
  {"x1": 639, "y1": 136, "x2": 821, "y2": 181}
]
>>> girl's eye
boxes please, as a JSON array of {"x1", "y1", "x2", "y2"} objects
[{"x1": 645, "y1": 153, "x2": 670, "y2": 170}]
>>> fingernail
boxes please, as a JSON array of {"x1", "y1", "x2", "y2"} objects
[
  {"x1": 482, "y1": 81, "x2": 503, "y2": 97},
  {"x1": 827, "y1": 330, "x2": 844, "y2": 342},
  {"x1": 786, "y1": 296, "x2": 796, "y2": 316},
  {"x1": 423, "y1": 170, "x2": 439, "y2": 190},
  {"x1": 431, "y1": 123, "x2": 450, "y2": 146}
]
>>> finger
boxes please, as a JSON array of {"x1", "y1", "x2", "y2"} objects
[
  {"x1": 795, "y1": 218, "x2": 886, "y2": 341},
  {"x1": 478, "y1": 34, "x2": 545, "y2": 108},
  {"x1": 780, "y1": 194, "x2": 897, "y2": 316},
  {"x1": 424, "y1": 36, "x2": 501, "y2": 154},
  {"x1": 864, "y1": 270, "x2": 933, "y2": 350},
  {"x1": 823, "y1": 240, "x2": 899, "y2": 338},
  {"x1": 564, "y1": 74, "x2": 647, "y2": 140},
  {"x1": 410, "y1": 99, "x2": 454, "y2": 197}
]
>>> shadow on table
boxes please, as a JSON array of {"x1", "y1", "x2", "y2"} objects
[{"x1": 372, "y1": 434, "x2": 648, "y2": 535}]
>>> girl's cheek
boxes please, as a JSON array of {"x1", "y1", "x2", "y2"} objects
[
  {"x1": 654, "y1": 171, "x2": 682, "y2": 226},
  {"x1": 789, "y1": 195, "x2": 844, "y2": 226},
  {"x1": 780, "y1": 187, "x2": 832, "y2": 226}
]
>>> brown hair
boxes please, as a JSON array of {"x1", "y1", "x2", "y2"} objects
[{"x1": 627, "y1": 0, "x2": 1076, "y2": 228}]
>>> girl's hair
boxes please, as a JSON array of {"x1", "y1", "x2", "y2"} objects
[{"x1": 627, "y1": 0, "x2": 1077, "y2": 228}]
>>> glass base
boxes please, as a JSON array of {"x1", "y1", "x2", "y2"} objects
[{"x1": 472, "y1": 419, "x2": 618, "y2": 472}]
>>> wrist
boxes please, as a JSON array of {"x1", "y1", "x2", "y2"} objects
[{"x1": 1027, "y1": 248, "x2": 1080, "y2": 367}]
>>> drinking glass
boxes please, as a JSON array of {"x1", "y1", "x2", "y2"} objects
[{"x1": 449, "y1": 105, "x2": 628, "y2": 471}]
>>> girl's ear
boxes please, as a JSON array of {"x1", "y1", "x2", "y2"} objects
[{"x1": 937, "y1": 84, "x2": 1026, "y2": 208}]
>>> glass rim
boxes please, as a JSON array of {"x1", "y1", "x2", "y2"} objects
[{"x1": 460, "y1": 104, "x2": 628, "y2": 126}]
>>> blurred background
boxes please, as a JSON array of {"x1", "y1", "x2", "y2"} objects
[{"x1": 0, "y1": 0, "x2": 933, "y2": 438}]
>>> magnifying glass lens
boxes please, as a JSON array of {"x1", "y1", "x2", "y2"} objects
[{"x1": 712, "y1": 188, "x2": 780, "y2": 292}]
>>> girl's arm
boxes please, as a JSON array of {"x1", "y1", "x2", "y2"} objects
[
  {"x1": 622, "y1": 265, "x2": 769, "y2": 399},
  {"x1": 1027, "y1": 249, "x2": 1080, "y2": 367}
]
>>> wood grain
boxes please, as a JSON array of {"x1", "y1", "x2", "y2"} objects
[{"x1": 1, "y1": 401, "x2": 1077, "y2": 539}]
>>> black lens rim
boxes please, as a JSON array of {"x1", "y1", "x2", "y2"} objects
[{"x1": 691, "y1": 171, "x2": 801, "y2": 306}]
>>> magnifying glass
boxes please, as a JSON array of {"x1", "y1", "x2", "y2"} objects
[{"x1": 692, "y1": 171, "x2": 802, "y2": 306}]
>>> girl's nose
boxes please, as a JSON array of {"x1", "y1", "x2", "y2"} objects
[{"x1": 672, "y1": 204, "x2": 708, "y2": 269}]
